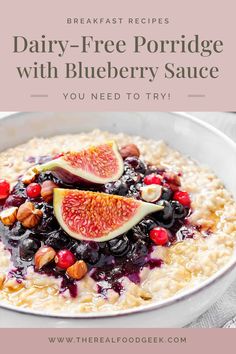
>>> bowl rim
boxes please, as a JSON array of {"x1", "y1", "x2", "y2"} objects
[{"x1": 0, "y1": 111, "x2": 236, "y2": 319}]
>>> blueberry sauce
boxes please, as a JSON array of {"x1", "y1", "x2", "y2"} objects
[
  {"x1": 26, "y1": 155, "x2": 52, "y2": 165},
  {"x1": 0, "y1": 155, "x2": 193, "y2": 297}
]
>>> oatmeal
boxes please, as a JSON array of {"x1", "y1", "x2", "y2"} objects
[{"x1": 0, "y1": 130, "x2": 235, "y2": 314}]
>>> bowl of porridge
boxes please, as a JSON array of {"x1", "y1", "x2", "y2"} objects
[{"x1": 0, "y1": 112, "x2": 235, "y2": 328}]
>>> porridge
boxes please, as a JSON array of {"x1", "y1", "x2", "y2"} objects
[{"x1": 0, "y1": 130, "x2": 235, "y2": 315}]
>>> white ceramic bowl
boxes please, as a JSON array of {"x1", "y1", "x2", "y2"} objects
[{"x1": 0, "y1": 112, "x2": 236, "y2": 328}]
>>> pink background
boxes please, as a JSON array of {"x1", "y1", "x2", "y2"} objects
[
  {"x1": 0, "y1": 328, "x2": 235, "y2": 353},
  {"x1": 0, "y1": 0, "x2": 235, "y2": 110}
]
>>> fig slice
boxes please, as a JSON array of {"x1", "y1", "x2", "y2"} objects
[
  {"x1": 38, "y1": 141, "x2": 124, "y2": 184},
  {"x1": 53, "y1": 188, "x2": 163, "y2": 242}
]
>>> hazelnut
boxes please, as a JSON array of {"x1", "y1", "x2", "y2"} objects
[
  {"x1": 0, "y1": 207, "x2": 18, "y2": 226},
  {"x1": 17, "y1": 202, "x2": 43, "y2": 228},
  {"x1": 119, "y1": 144, "x2": 140, "y2": 159},
  {"x1": 34, "y1": 246, "x2": 56, "y2": 270},
  {"x1": 66, "y1": 260, "x2": 88, "y2": 280},
  {"x1": 0, "y1": 274, "x2": 5, "y2": 289},
  {"x1": 140, "y1": 184, "x2": 162, "y2": 202},
  {"x1": 41, "y1": 180, "x2": 58, "y2": 202},
  {"x1": 21, "y1": 165, "x2": 40, "y2": 185},
  {"x1": 3, "y1": 278, "x2": 24, "y2": 292},
  {"x1": 164, "y1": 172, "x2": 181, "y2": 190}
]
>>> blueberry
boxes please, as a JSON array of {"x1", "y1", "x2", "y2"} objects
[
  {"x1": 67, "y1": 239, "x2": 80, "y2": 253},
  {"x1": 37, "y1": 216, "x2": 59, "y2": 233},
  {"x1": 144, "y1": 167, "x2": 157, "y2": 175},
  {"x1": 11, "y1": 181, "x2": 27, "y2": 199},
  {"x1": 5, "y1": 182, "x2": 27, "y2": 207},
  {"x1": 125, "y1": 157, "x2": 146, "y2": 174},
  {"x1": 127, "y1": 240, "x2": 148, "y2": 266},
  {"x1": 161, "y1": 187, "x2": 173, "y2": 201},
  {"x1": 20, "y1": 238, "x2": 41, "y2": 261},
  {"x1": 108, "y1": 235, "x2": 130, "y2": 256},
  {"x1": 6, "y1": 226, "x2": 30, "y2": 246},
  {"x1": 10, "y1": 222, "x2": 26, "y2": 236},
  {"x1": 171, "y1": 201, "x2": 187, "y2": 219},
  {"x1": 156, "y1": 200, "x2": 174, "y2": 220},
  {"x1": 131, "y1": 226, "x2": 149, "y2": 242},
  {"x1": 131, "y1": 219, "x2": 156, "y2": 242},
  {"x1": 129, "y1": 185, "x2": 137, "y2": 194},
  {"x1": 113, "y1": 180, "x2": 129, "y2": 196},
  {"x1": 104, "y1": 180, "x2": 128, "y2": 196},
  {"x1": 5, "y1": 195, "x2": 26, "y2": 208},
  {"x1": 128, "y1": 184, "x2": 140, "y2": 199},
  {"x1": 75, "y1": 241, "x2": 100, "y2": 265},
  {"x1": 139, "y1": 219, "x2": 157, "y2": 233},
  {"x1": 121, "y1": 175, "x2": 135, "y2": 187},
  {"x1": 36, "y1": 204, "x2": 59, "y2": 233},
  {"x1": 37, "y1": 203, "x2": 54, "y2": 213},
  {"x1": 123, "y1": 164, "x2": 133, "y2": 174},
  {"x1": 104, "y1": 182, "x2": 115, "y2": 194},
  {"x1": 37, "y1": 172, "x2": 57, "y2": 184},
  {"x1": 153, "y1": 200, "x2": 175, "y2": 228},
  {"x1": 97, "y1": 241, "x2": 108, "y2": 251},
  {"x1": 125, "y1": 157, "x2": 140, "y2": 169},
  {"x1": 45, "y1": 230, "x2": 69, "y2": 249}
]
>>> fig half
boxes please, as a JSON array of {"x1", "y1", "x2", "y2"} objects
[
  {"x1": 38, "y1": 141, "x2": 124, "y2": 184},
  {"x1": 53, "y1": 189, "x2": 163, "y2": 242}
]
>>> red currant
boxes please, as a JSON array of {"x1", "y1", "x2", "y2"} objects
[
  {"x1": 55, "y1": 249, "x2": 76, "y2": 269},
  {"x1": 0, "y1": 179, "x2": 10, "y2": 200},
  {"x1": 26, "y1": 183, "x2": 41, "y2": 198},
  {"x1": 149, "y1": 227, "x2": 169, "y2": 246},
  {"x1": 173, "y1": 191, "x2": 191, "y2": 207},
  {"x1": 143, "y1": 174, "x2": 162, "y2": 185}
]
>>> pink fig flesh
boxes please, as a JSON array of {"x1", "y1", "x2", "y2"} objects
[
  {"x1": 39, "y1": 141, "x2": 124, "y2": 184},
  {"x1": 54, "y1": 189, "x2": 163, "y2": 242}
]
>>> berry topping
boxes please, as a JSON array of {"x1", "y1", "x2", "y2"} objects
[
  {"x1": 108, "y1": 235, "x2": 130, "y2": 257},
  {"x1": 149, "y1": 227, "x2": 169, "y2": 246},
  {"x1": 74, "y1": 241, "x2": 100, "y2": 265},
  {"x1": 156, "y1": 200, "x2": 174, "y2": 222},
  {"x1": 161, "y1": 187, "x2": 173, "y2": 201},
  {"x1": 173, "y1": 191, "x2": 191, "y2": 207},
  {"x1": 0, "y1": 147, "x2": 194, "y2": 298},
  {"x1": 171, "y1": 200, "x2": 187, "y2": 218},
  {"x1": 105, "y1": 180, "x2": 129, "y2": 196},
  {"x1": 55, "y1": 249, "x2": 76, "y2": 269},
  {"x1": 26, "y1": 183, "x2": 41, "y2": 198},
  {"x1": 0, "y1": 179, "x2": 10, "y2": 200},
  {"x1": 144, "y1": 174, "x2": 162, "y2": 186},
  {"x1": 20, "y1": 238, "x2": 41, "y2": 261}
]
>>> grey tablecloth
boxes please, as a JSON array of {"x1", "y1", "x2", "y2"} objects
[
  {"x1": 189, "y1": 281, "x2": 236, "y2": 327},
  {"x1": 186, "y1": 112, "x2": 236, "y2": 328}
]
